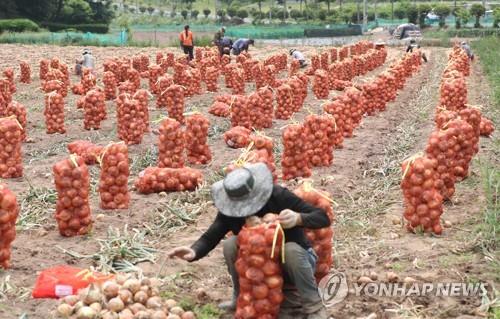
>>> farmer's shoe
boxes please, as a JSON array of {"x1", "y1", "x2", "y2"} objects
[
  {"x1": 218, "y1": 299, "x2": 236, "y2": 311},
  {"x1": 305, "y1": 306, "x2": 329, "y2": 319}
]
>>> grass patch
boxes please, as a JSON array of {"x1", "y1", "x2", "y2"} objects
[
  {"x1": 130, "y1": 146, "x2": 158, "y2": 174},
  {"x1": 472, "y1": 37, "x2": 500, "y2": 108},
  {"x1": 58, "y1": 226, "x2": 157, "y2": 273},
  {"x1": 16, "y1": 185, "x2": 57, "y2": 231}
]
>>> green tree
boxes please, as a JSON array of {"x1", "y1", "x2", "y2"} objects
[
  {"x1": 252, "y1": 0, "x2": 264, "y2": 13},
  {"x1": 318, "y1": 9, "x2": 328, "y2": 21},
  {"x1": 181, "y1": 9, "x2": 188, "y2": 19},
  {"x1": 290, "y1": 9, "x2": 302, "y2": 20},
  {"x1": 0, "y1": 0, "x2": 18, "y2": 19},
  {"x1": 227, "y1": 7, "x2": 238, "y2": 17},
  {"x1": 217, "y1": 9, "x2": 226, "y2": 22},
  {"x1": 139, "y1": 6, "x2": 147, "y2": 14},
  {"x1": 60, "y1": 0, "x2": 93, "y2": 23},
  {"x1": 394, "y1": 5, "x2": 407, "y2": 19},
  {"x1": 417, "y1": 3, "x2": 431, "y2": 28},
  {"x1": 16, "y1": 0, "x2": 57, "y2": 22},
  {"x1": 191, "y1": 9, "x2": 199, "y2": 19},
  {"x1": 434, "y1": 4, "x2": 451, "y2": 27},
  {"x1": 470, "y1": 4, "x2": 485, "y2": 28},
  {"x1": 494, "y1": 7, "x2": 500, "y2": 28},
  {"x1": 236, "y1": 9, "x2": 248, "y2": 19},
  {"x1": 147, "y1": 7, "x2": 154, "y2": 15},
  {"x1": 453, "y1": 7, "x2": 470, "y2": 29},
  {"x1": 86, "y1": 0, "x2": 114, "y2": 23},
  {"x1": 203, "y1": 8, "x2": 211, "y2": 18},
  {"x1": 407, "y1": 5, "x2": 418, "y2": 24}
]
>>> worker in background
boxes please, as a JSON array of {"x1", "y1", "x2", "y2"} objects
[
  {"x1": 213, "y1": 27, "x2": 226, "y2": 55},
  {"x1": 461, "y1": 41, "x2": 474, "y2": 61},
  {"x1": 168, "y1": 163, "x2": 330, "y2": 319},
  {"x1": 231, "y1": 38, "x2": 255, "y2": 56},
  {"x1": 220, "y1": 36, "x2": 233, "y2": 56},
  {"x1": 179, "y1": 25, "x2": 194, "y2": 61},
  {"x1": 406, "y1": 39, "x2": 427, "y2": 63},
  {"x1": 75, "y1": 48, "x2": 95, "y2": 76},
  {"x1": 289, "y1": 49, "x2": 308, "y2": 68}
]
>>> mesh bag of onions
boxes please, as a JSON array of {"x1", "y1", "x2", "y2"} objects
[
  {"x1": 67, "y1": 140, "x2": 103, "y2": 166},
  {"x1": 281, "y1": 124, "x2": 312, "y2": 180},
  {"x1": 156, "y1": 75, "x2": 174, "y2": 109},
  {"x1": 83, "y1": 89, "x2": 106, "y2": 130},
  {"x1": 6, "y1": 101, "x2": 27, "y2": 141},
  {"x1": 224, "y1": 126, "x2": 251, "y2": 149},
  {"x1": 312, "y1": 70, "x2": 329, "y2": 100},
  {"x1": 480, "y1": 117, "x2": 495, "y2": 137},
  {"x1": 54, "y1": 275, "x2": 197, "y2": 319},
  {"x1": 400, "y1": 155, "x2": 444, "y2": 235},
  {"x1": 99, "y1": 142, "x2": 130, "y2": 210},
  {"x1": 294, "y1": 183, "x2": 334, "y2": 282},
  {"x1": 135, "y1": 167, "x2": 203, "y2": 194},
  {"x1": 19, "y1": 61, "x2": 31, "y2": 84},
  {"x1": 185, "y1": 113, "x2": 212, "y2": 165},
  {"x1": 0, "y1": 117, "x2": 23, "y2": 178},
  {"x1": 103, "y1": 71, "x2": 117, "y2": 101},
  {"x1": 158, "y1": 118, "x2": 185, "y2": 168},
  {"x1": 165, "y1": 85, "x2": 185, "y2": 124},
  {"x1": 208, "y1": 101, "x2": 230, "y2": 118},
  {"x1": 303, "y1": 114, "x2": 336, "y2": 167},
  {"x1": 3, "y1": 68, "x2": 16, "y2": 94},
  {"x1": 235, "y1": 215, "x2": 284, "y2": 319},
  {"x1": 275, "y1": 84, "x2": 294, "y2": 120},
  {"x1": 53, "y1": 155, "x2": 92, "y2": 237},
  {"x1": 116, "y1": 94, "x2": 147, "y2": 145},
  {"x1": 0, "y1": 183, "x2": 19, "y2": 269},
  {"x1": 230, "y1": 95, "x2": 252, "y2": 128}
]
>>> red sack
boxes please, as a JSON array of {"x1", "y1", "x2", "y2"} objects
[{"x1": 32, "y1": 266, "x2": 113, "y2": 299}]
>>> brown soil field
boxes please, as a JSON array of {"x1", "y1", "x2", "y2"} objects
[{"x1": 0, "y1": 43, "x2": 497, "y2": 319}]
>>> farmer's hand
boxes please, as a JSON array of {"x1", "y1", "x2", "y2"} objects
[
  {"x1": 278, "y1": 209, "x2": 302, "y2": 229},
  {"x1": 168, "y1": 246, "x2": 196, "y2": 261}
]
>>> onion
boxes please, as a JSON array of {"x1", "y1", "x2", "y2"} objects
[
  {"x1": 103, "y1": 282, "x2": 120, "y2": 299},
  {"x1": 102, "y1": 310, "x2": 119, "y2": 319},
  {"x1": 134, "y1": 290, "x2": 149, "y2": 304},
  {"x1": 151, "y1": 310, "x2": 167, "y2": 319},
  {"x1": 118, "y1": 289, "x2": 133, "y2": 304},
  {"x1": 135, "y1": 311, "x2": 151, "y2": 319},
  {"x1": 63, "y1": 295, "x2": 80, "y2": 306},
  {"x1": 123, "y1": 279, "x2": 141, "y2": 294},
  {"x1": 166, "y1": 315, "x2": 180, "y2": 319},
  {"x1": 89, "y1": 302, "x2": 102, "y2": 313},
  {"x1": 118, "y1": 308, "x2": 134, "y2": 319},
  {"x1": 57, "y1": 303, "x2": 74, "y2": 317},
  {"x1": 108, "y1": 297, "x2": 125, "y2": 312},
  {"x1": 164, "y1": 299, "x2": 177, "y2": 310},
  {"x1": 82, "y1": 285, "x2": 102, "y2": 305},
  {"x1": 146, "y1": 296, "x2": 163, "y2": 309},
  {"x1": 180, "y1": 312, "x2": 195, "y2": 319},
  {"x1": 169, "y1": 306, "x2": 184, "y2": 316},
  {"x1": 76, "y1": 306, "x2": 97, "y2": 319},
  {"x1": 129, "y1": 302, "x2": 146, "y2": 314}
]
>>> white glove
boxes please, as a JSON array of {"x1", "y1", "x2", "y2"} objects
[{"x1": 278, "y1": 209, "x2": 302, "y2": 229}]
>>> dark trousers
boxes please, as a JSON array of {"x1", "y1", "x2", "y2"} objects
[
  {"x1": 183, "y1": 45, "x2": 194, "y2": 60},
  {"x1": 222, "y1": 236, "x2": 324, "y2": 315}
]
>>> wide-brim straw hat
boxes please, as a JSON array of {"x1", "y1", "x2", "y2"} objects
[{"x1": 211, "y1": 163, "x2": 273, "y2": 218}]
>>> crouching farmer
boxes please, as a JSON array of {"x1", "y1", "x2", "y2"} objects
[{"x1": 168, "y1": 163, "x2": 330, "y2": 318}]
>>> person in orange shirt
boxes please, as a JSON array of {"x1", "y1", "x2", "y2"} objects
[{"x1": 179, "y1": 25, "x2": 194, "y2": 61}]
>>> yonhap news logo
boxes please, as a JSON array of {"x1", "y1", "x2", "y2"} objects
[{"x1": 318, "y1": 272, "x2": 488, "y2": 307}]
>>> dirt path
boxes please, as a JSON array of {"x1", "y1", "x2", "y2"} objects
[{"x1": 0, "y1": 44, "x2": 496, "y2": 319}]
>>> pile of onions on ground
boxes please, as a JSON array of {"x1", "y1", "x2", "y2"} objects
[
  {"x1": 0, "y1": 183, "x2": 19, "y2": 270},
  {"x1": 158, "y1": 118, "x2": 185, "y2": 168},
  {"x1": 54, "y1": 275, "x2": 197, "y2": 319},
  {"x1": 400, "y1": 154, "x2": 444, "y2": 235},
  {"x1": 6, "y1": 101, "x2": 27, "y2": 141},
  {"x1": 67, "y1": 140, "x2": 103, "y2": 165},
  {"x1": 224, "y1": 126, "x2": 251, "y2": 148},
  {"x1": 294, "y1": 183, "x2": 334, "y2": 282},
  {"x1": 235, "y1": 214, "x2": 284, "y2": 319},
  {"x1": 165, "y1": 85, "x2": 185, "y2": 124},
  {"x1": 116, "y1": 93, "x2": 147, "y2": 145},
  {"x1": 53, "y1": 155, "x2": 92, "y2": 237},
  {"x1": 303, "y1": 114, "x2": 336, "y2": 167},
  {"x1": 135, "y1": 167, "x2": 203, "y2": 194},
  {"x1": 103, "y1": 71, "x2": 117, "y2": 101},
  {"x1": 185, "y1": 113, "x2": 212, "y2": 165},
  {"x1": 281, "y1": 123, "x2": 312, "y2": 180},
  {"x1": 83, "y1": 89, "x2": 106, "y2": 130},
  {"x1": 44, "y1": 91, "x2": 66, "y2": 134},
  {"x1": 99, "y1": 142, "x2": 130, "y2": 210},
  {"x1": 19, "y1": 61, "x2": 31, "y2": 83}
]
